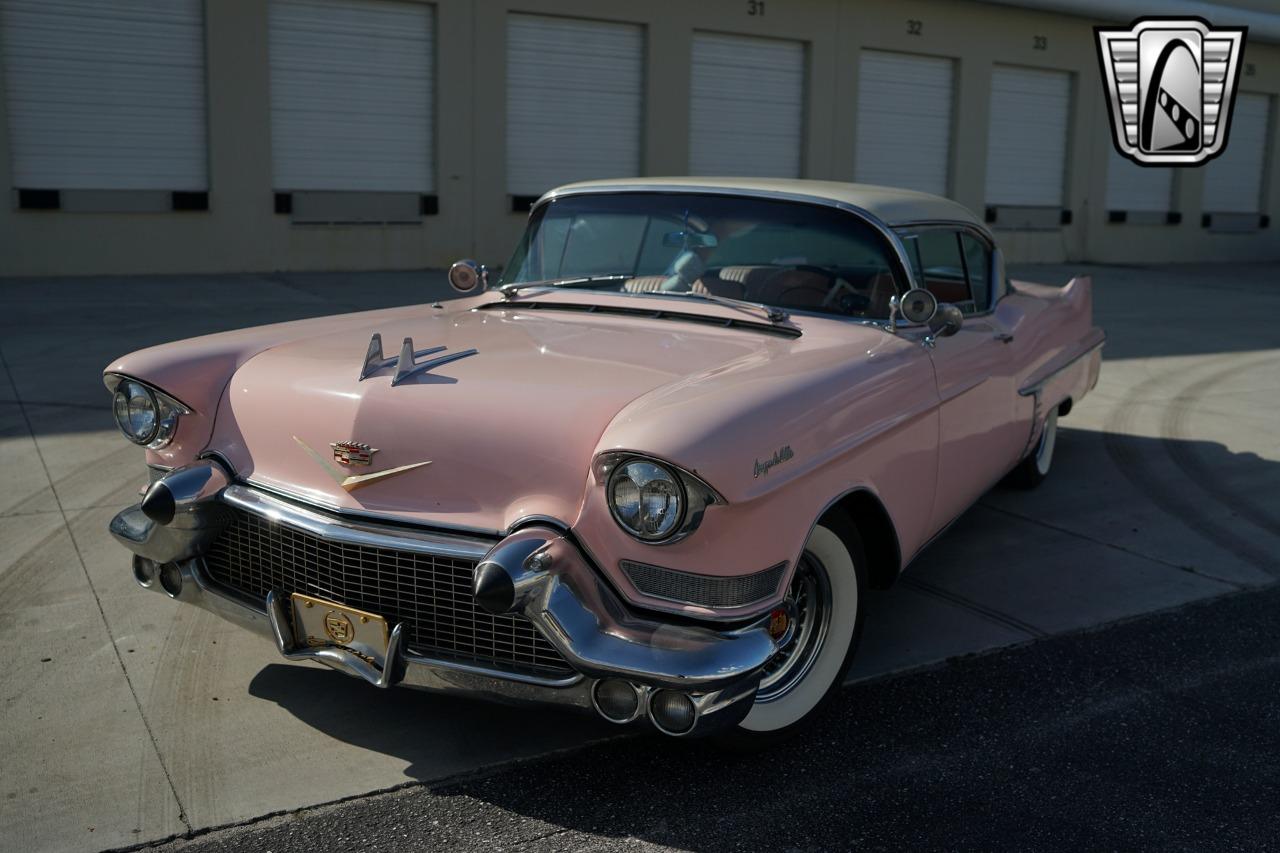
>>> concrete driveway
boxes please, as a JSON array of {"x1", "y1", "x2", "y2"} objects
[{"x1": 1, "y1": 264, "x2": 1277, "y2": 852}]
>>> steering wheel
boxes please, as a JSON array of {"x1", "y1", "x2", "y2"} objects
[{"x1": 760, "y1": 265, "x2": 869, "y2": 315}]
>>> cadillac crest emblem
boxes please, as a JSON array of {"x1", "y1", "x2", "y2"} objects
[
  {"x1": 323, "y1": 610, "x2": 356, "y2": 644},
  {"x1": 331, "y1": 440, "x2": 377, "y2": 466}
]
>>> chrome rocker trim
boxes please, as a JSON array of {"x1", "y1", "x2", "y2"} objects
[{"x1": 109, "y1": 462, "x2": 778, "y2": 735}]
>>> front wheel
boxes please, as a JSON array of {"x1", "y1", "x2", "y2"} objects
[{"x1": 721, "y1": 518, "x2": 866, "y2": 747}]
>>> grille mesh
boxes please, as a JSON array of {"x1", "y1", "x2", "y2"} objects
[
  {"x1": 621, "y1": 560, "x2": 787, "y2": 609},
  {"x1": 204, "y1": 507, "x2": 573, "y2": 678}
]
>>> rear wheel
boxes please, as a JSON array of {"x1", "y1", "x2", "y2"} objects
[
  {"x1": 1010, "y1": 408, "x2": 1058, "y2": 489},
  {"x1": 719, "y1": 518, "x2": 866, "y2": 747}
]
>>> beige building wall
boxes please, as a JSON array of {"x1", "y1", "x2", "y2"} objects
[{"x1": 1, "y1": 0, "x2": 1277, "y2": 276}]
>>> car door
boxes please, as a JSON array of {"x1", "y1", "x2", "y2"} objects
[{"x1": 898, "y1": 227, "x2": 1024, "y2": 535}]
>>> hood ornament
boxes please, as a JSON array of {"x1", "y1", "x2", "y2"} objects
[
  {"x1": 359, "y1": 333, "x2": 478, "y2": 385},
  {"x1": 294, "y1": 436, "x2": 431, "y2": 492}
]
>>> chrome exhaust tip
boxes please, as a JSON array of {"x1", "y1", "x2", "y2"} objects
[
  {"x1": 158, "y1": 562, "x2": 184, "y2": 597},
  {"x1": 591, "y1": 679, "x2": 643, "y2": 724},
  {"x1": 132, "y1": 555, "x2": 158, "y2": 588},
  {"x1": 648, "y1": 689, "x2": 698, "y2": 736}
]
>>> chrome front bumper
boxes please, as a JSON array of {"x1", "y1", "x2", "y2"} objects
[{"x1": 109, "y1": 461, "x2": 784, "y2": 735}]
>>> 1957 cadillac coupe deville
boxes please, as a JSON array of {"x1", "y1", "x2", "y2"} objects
[{"x1": 107, "y1": 178, "x2": 1103, "y2": 741}]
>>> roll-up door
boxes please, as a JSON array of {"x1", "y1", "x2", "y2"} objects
[
  {"x1": 689, "y1": 33, "x2": 804, "y2": 178},
  {"x1": 985, "y1": 66, "x2": 1072, "y2": 207},
  {"x1": 0, "y1": 0, "x2": 207, "y2": 190},
  {"x1": 506, "y1": 14, "x2": 643, "y2": 200},
  {"x1": 1105, "y1": 146, "x2": 1173, "y2": 214},
  {"x1": 269, "y1": 0, "x2": 434, "y2": 193},
  {"x1": 854, "y1": 51, "x2": 954, "y2": 196},
  {"x1": 1202, "y1": 93, "x2": 1272, "y2": 214}
]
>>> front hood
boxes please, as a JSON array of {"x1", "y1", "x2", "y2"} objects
[{"x1": 212, "y1": 304, "x2": 776, "y2": 532}]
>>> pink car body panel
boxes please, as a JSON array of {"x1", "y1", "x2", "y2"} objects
[{"x1": 105, "y1": 270, "x2": 1101, "y2": 622}]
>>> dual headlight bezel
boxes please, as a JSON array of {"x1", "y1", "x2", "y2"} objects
[
  {"x1": 594, "y1": 452, "x2": 725, "y2": 545},
  {"x1": 105, "y1": 374, "x2": 191, "y2": 449}
]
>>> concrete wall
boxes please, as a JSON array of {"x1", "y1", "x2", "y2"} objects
[{"x1": 1, "y1": 0, "x2": 1278, "y2": 275}]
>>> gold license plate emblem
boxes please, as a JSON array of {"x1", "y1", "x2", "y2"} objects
[{"x1": 290, "y1": 593, "x2": 390, "y2": 666}]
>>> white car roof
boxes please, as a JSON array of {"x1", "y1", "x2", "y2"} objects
[{"x1": 540, "y1": 177, "x2": 986, "y2": 230}]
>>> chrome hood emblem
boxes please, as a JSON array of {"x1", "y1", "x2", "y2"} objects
[
  {"x1": 358, "y1": 333, "x2": 478, "y2": 385},
  {"x1": 294, "y1": 436, "x2": 431, "y2": 492},
  {"x1": 331, "y1": 440, "x2": 376, "y2": 466}
]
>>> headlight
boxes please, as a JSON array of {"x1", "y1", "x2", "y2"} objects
[
  {"x1": 608, "y1": 459, "x2": 685, "y2": 541},
  {"x1": 108, "y1": 376, "x2": 187, "y2": 448},
  {"x1": 598, "y1": 453, "x2": 725, "y2": 544}
]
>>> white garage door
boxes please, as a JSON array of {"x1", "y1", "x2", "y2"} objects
[
  {"x1": 689, "y1": 33, "x2": 804, "y2": 178},
  {"x1": 1202, "y1": 93, "x2": 1272, "y2": 214},
  {"x1": 269, "y1": 0, "x2": 434, "y2": 192},
  {"x1": 506, "y1": 15, "x2": 643, "y2": 199},
  {"x1": 854, "y1": 51, "x2": 954, "y2": 196},
  {"x1": 985, "y1": 66, "x2": 1072, "y2": 207},
  {"x1": 1105, "y1": 146, "x2": 1173, "y2": 213},
  {"x1": 0, "y1": 0, "x2": 207, "y2": 190}
]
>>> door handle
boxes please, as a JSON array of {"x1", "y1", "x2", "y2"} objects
[{"x1": 993, "y1": 332, "x2": 1014, "y2": 344}]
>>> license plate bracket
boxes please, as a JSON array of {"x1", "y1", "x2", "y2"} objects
[{"x1": 290, "y1": 592, "x2": 390, "y2": 667}]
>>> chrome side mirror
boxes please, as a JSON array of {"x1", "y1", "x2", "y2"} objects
[
  {"x1": 896, "y1": 288, "x2": 938, "y2": 324},
  {"x1": 928, "y1": 303, "x2": 963, "y2": 338},
  {"x1": 448, "y1": 259, "x2": 488, "y2": 294}
]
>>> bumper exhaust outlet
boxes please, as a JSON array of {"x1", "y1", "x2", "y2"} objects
[
  {"x1": 592, "y1": 679, "x2": 642, "y2": 724},
  {"x1": 650, "y1": 690, "x2": 698, "y2": 735}
]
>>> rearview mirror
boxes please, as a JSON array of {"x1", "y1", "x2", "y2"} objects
[
  {"x1": 662, "y1": 230, "x2": 718, "y2": 248},
  {"x1": 448, "y1": 259, "x2": 488, "y2": 294}
]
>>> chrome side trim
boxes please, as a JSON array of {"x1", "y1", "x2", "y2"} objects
[
  {"x1": 221, "y1": 484, "x2": 492, "y2": 561},
  {"x1": 1018, "y1": 332, "x2": 1107, "y2": 397}
]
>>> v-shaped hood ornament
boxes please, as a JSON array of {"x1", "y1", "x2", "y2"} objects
[
  {"x1": 358, "y1": 333, "x2": 478, "y2": 385},
  {"x1": 293, "y1": 436, "x2": 432, "y2": 492}
]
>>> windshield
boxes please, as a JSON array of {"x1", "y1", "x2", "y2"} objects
[{"x1": 502, "y1": 193, "x2": 905, "y2": 320}]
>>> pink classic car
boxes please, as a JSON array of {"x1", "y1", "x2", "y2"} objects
[{"x1": 107, "y1": 178, "x2": 1103, "y2": 742}]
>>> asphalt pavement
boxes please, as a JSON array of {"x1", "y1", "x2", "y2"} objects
[{"x1": 143, "y1": 583, "x2": 1280, "y2": 852}]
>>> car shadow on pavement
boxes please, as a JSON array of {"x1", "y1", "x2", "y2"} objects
[
  {"x1": 245, "y1": 425, "x2": 1279, "y2": 825},
  {"x1": 247, "y1": 663, "x2": 621, "y2": 781}
]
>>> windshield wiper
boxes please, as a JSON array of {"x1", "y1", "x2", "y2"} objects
[
  {"x1": 498, "y1": 274, "x2": 631, "y2": 299},
  {"x1": 641, "y1": 289, "x2": 792, "y2": 325}
]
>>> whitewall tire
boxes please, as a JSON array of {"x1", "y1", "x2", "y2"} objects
[
  {"x1": 1011, "y1": 407, "x2": 1058, "y2": 489},
  {"x1": 730, "y1": 519, "x2": 866, "y2": 742}
]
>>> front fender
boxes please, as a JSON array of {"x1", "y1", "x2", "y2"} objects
[{"x1": 573, "y1": 325, "x2": 940, "y2": 621}]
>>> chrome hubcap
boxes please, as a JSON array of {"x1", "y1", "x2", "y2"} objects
[
  {"x1": 1035, "y1": 412, "x2": 1058, "y2": 476},
  {"x1": 756, "y1": 552, "x2": 833, "y2": 703}
]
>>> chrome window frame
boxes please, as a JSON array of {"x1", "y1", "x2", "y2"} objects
[{"x1": 890, "y1": 220, "x2": 1004, "y2": 320}]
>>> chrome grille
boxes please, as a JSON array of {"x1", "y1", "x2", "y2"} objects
[
  {"x1": 204, "y1": 507, "x2": 573, "y2": 678},
  {"x1": 621, "y1": 560, "x2": 787, "y2": 609}
]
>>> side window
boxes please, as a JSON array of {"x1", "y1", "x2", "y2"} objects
[
  {"x1": 959, "y1": 233, "x2": 992, "y2": 313},
  {"x1": 903, "y1": 230, "x2": 974, "y2": 310}
]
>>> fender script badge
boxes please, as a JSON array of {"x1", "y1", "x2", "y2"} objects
[
  {"x1": 753, "y1": 445, "x2": 794, "y2": 479},
  {"x1": 293, "y1": 436, "x2": 431, "y2": 492}
]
